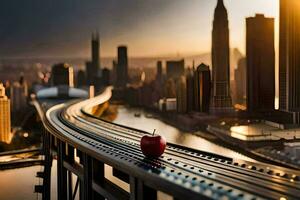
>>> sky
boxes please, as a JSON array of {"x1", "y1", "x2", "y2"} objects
[{"x1": 0, "y1": 0, "x2": 278, "y2": 58}]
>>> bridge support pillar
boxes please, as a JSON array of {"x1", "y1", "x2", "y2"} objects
[
  {"x1": 92, "y1": 159, "x2": 105, "y2": 200},
  {"x1": 42, "y1": 129, "x2": 52, "y2": 200},
  {"x1": 80, "y1": 153, "x2": 93, "y2": 200},
  {"x1": 67, "y1": 145, "x2": 74, "y2": 200},
  {"x1": 130, "y1": 176, "x2": 157, "y2": 200},
  {"x1": 57, "y1": 140, "x2": 68, "y2": 200}
]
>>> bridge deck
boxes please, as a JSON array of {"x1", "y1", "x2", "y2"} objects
[{"x1": 39, "y1": 88, "x2": 300, "y2": 200}]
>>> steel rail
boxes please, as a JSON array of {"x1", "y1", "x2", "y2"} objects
[
  {"x1": 46, "y1": 105, "x2": 264, "y2": 200},
  {"x1": 59, "y1": 105, "x2": 300, "y2": 199},
  {"x1": 66, "y1": 103, "x2": 300, "y2": 191},
  {"x1": 41, "y1": 88, "x2": 300, "y2": 200}
]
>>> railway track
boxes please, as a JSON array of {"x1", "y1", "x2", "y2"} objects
[{"x1": 44, "y1": 89, "x2": 300, "y2": 200}]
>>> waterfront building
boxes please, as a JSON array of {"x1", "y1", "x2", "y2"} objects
[
  {"x1": 51, "y1": 63, "x2": 74, "y2": 87},
  {"x1": 234, "y1": 58, "x2": 246, "y2": 105},
  {"x1": 158, "y1": 98, "x2": 177, "y2": 112},
  {"x1": 86, "y1": 32, "x2": 101, "y2": 86},
  {"x1": 176, "y1": 76, "x2": 187, "y2": 113},
  {"x1": 116, "y1": 46, "x2": 128, "y2": 88},
  {"x1": 194, "y1": 63, "x2": 211, "y2": 113},
  {"x1": 166, "y1": 59, "x2": 184, "y2": 81},
  {"x1": 279, "y1": 0, "x2": 300, "y2": 123},
  {"x1": 0, "y1": 83, "x2": 11, "y2": 144},
  {"x1": 246, "y1": 14, "x2": 275, "y2": 112},
  {"x1": 210, "y1": 0, "x2": 233, "y2": 113}
]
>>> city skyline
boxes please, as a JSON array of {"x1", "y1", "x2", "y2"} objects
[
  {"x1": 0, "y1": 1, "x2": 300, "y2": 200},
  {"x1": 0, "y1": 0, "x2": 278, "y2": 58}
]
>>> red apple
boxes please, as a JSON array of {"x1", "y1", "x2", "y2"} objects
[{"x1": 140, "y1": 133, "x2": 166, "y2": 158}]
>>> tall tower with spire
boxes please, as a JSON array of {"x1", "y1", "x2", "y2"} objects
[{"x1": 210, "y1": 0, "x2": 233, "y2": 113}]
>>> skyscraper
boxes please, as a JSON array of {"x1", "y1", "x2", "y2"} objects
[
  {"x1": 51, "y1": 63, "x2": 74, "y2": 87},
  {"x1": 176, "y1": 76, "x2": 187, "y2": 113},
  {"x1": 235, "y1": 58, "x2": 246, "y2": 105},
  {"x1": 186, "y1": 68, "x2": 194, "y2": 112},
  {"x1": 279, "y1": 0, "x2": 300, "y2": 123},
  {"x1": 156, "y1": 61, "x2": 163, "y2": 83},
  {"x1": 86, "y1": 33, "x2": 101, "y2": 86},
  {"x1": 10, "y1": 82, "x2": 27, "y2": 112},
  {"x1": 116, "y1": 46, "x2": 128, "y2": 88},
  {"x1": 210, "y1": 0, "x2": 232, "y2": 113},
  {"x1": 246, "y1": 14, "x2": 275, "y2": 112},
  {"x1": 0, "y1": 83, "x2": 11, "y2": 143},
  {"x1": 194, "y1": 63, "x2": 211, "y2": 113},
  {"x1": 166, "y1": 59, "x2": 185, "y2": 80},
  {"x1": 102, "y1": 68, "x2": 111, "y2": 86},
  {"x1": 76, "y1": 70, "x2": 86, "y2": 88}
]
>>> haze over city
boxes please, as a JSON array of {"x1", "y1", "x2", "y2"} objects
[{"x1": 0, "y1": 0, "x2": 278, "y2": 58}]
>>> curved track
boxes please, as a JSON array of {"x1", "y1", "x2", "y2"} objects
[{"x1": 44, "y1": 88, "x2": 300, "y2": 200}]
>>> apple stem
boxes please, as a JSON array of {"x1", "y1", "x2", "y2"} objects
[{"x1": 153, "y1": 129, "x2": 156, "y2": 136}]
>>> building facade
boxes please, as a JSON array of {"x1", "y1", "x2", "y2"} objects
[
  {"x1": 0, "y1": 83, "x2": 11, "y2": 143},
  {"x1": 116, "y1": 46, "x2": 128, "y2": 88},
  {"x1": 10, "y1": 81, "x2": 28, "y2": 112},
  {"x1": 166, "y1": 60, "x2": 185, "y2": 81},
  {"x1": 246, "y1": 14, "x2": 275, "y2": 112},
  {"x1": 156, "y1": 61, "x2": 163, "y2": 83},
  {"x1": 176, "y1": 76, "x2": 187, "y2": 113},
  {"x1": 210, "y1": 0, "x2": 232, "y2": 113},
  {"x1": 279, "y1": 0, "x2": 300, "y2": 123},
  {"x1": 194, "y1": 64, "x2": 211, "y2": 113},
  {"x1": 235, "y1": 58, "x2": 246, "y2": 105},
  {"x1": 51, "y1": 63, "x2": 74, "y2": 87},
  {"x1": 86, "y1": 33, "x2": 101, "y2": 86},
  {"x1": 186, "y1": 68, "x2": 194, "y2": 112}
]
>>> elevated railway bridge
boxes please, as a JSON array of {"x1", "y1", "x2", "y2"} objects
[{"x1": 32, "y1": 87, "x2": 300, "y2": 200}]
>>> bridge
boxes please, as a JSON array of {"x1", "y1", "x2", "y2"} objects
[{"x1": 32, "y1": 87, "x2": 300, "y2": 200}]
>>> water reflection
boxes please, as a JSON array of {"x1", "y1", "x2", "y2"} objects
[
  {"x1": 0, "y1": 166, "x2": 41, "y2": 200},
  {"x1": 113, "y1": 106, "x2": 254, "y2": 161}
]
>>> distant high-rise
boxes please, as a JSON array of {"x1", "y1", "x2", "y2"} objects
[
  {"x1": 279, "y1": 0, "x2": 300, "y2": 122},
  {"x1": 176, "y1": 76, "x2": 187, "y2": 113},
  {"x1": 186, "y1": 68, "x2": 194, "y2": 112},
  {"x1": 210, "y1": 0, "x2": 232, "y2": 113},
  {"x1": 51, "y1": 63, "x2": 74, "y2": 87},
  {"x1": 246, "y1": 14, "x2": 275, "y2": 112},
  {"x1": 116, "y1": 46, "x2": 128, "y2": 88},
  {"x1": 156, "y1": 61, "x2": 163, "y2": 83},
  {"x1": 0, "y1": 83, "x2": 11, "y2": 143},
  {"x1": 164, "y1": 79, "x2": 176, "y2": 98},
  {"x1": 102, "y1": 68, "x2": 111, "y2": 86},
  {"x1": 76, "y1": 70, "x2": 86, "y2": 88},
  {"x1": 112, "y1": 60, "x2": 118, "y2": 86},
  {"x1": 166, "y1": 60, "x2": 185, "y2": 80},
  {"x1": 86, "y1": 33, "x2": 101, "y2": 85},
  {"x1": 194, "y1": 63, "x2": 211, "y2": 113},
  {"x1": 235, "y1": 58, "x2": 246, "y2": 105},
  {"x1": 10, "y1": 82, "x2": 27, "y2": 112}
]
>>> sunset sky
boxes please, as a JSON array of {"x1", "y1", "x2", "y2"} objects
[{"x1": 0, "y1": 0, "x2": 278, "y2": 58}]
